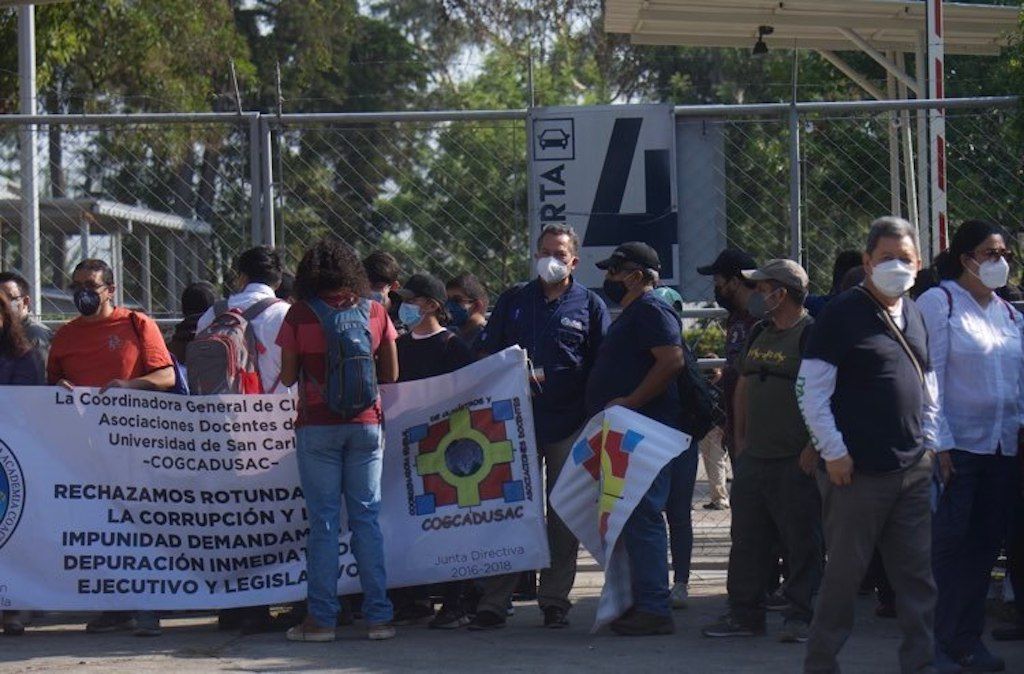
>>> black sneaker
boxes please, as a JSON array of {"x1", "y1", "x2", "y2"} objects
[
  {"x1": 764, "y1": 591, "x2": 790, "y2": 612},
  {"x1": 429, "y1": 604, "x2": 469, "y2": 630},
  {"x1": 701, "y1": 615, "x2": 765, "y2": 638},
  {"x1": 391, "y1": 602, "x2": 434, "y2": 626},
  {"x1": 609, "y1": 609, "x2": 674, "y2": 636},
  {"x1": 3, "y1": 620, "x2": 25, "y2": 637},
  {"x1": 543, "y1": 606, "x2": 569, "y2": 629},
  {"x1": 957, "y1": 642, "x2": 1006, "y2": 672},
  {"x1": 467, "y1": 610, "x2": 506, "y2": 631}
]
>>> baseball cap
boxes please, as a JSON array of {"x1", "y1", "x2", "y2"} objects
[
  {"x1": 652, "y1": 286, "x2": 683, "y2": 314},
  {"x1": 742, "y1": 259, "x2": 809, "y2": 291},
  {"x1": 697, "y1": 248, "x2": 757, "y2": 277},
  {"x1": 595, "y1": 242, "x2": 661, "y2": 272},
  {"x1": 390, "y1": 273, "x2": 447, "y2": 305}
]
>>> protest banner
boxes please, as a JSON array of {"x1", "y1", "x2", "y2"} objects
[
  {"x1": 0, "y1": 347, "x2": 547, "y2": 610},
  {"x1": 550, "y1": 406, "x2": 690, "y2": 631}
]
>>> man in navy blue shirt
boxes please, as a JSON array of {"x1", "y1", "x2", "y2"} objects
[
  {"x1": 798, "y1": 217, "x2": 941, "y2": 673},
  {"x1": 585, "y1": 242, "x2": 686, "y2": 636},
  {"x1": 469, "y1": 224, "x2": 610, "y2": 630}
]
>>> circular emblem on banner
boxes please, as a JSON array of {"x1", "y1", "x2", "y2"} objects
[{"x1": 0, "y1": 438, "x2": 25, "y2": 550}]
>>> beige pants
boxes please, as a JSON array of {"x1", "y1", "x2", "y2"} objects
[{"x1": 699, "y1": 426, "x2": 731, "y2": 506}]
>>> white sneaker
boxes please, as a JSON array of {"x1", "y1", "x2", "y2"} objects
[{"x1": 670, "y1": 582, "x2": 689, "y2": 609}]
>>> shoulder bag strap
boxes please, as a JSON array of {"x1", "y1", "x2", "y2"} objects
[
  {"x1": 854, "y1": 286, "x2": 925, "y2": 384},
  {"x1": 940, "y1": 285, "x2": 953, "y2": 319}
]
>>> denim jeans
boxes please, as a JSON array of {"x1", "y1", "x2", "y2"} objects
[
  {"x1": 665, "y1": 447, "x2": 699, "y2": 584},
  {"x1": 622, "y1": 461, "x2": 673, "y2": 616},
  {"x1": 932, "y1": 450, "x2": 1019, "y2": 658},
  {"x1": 296, "y1": 423, "x2": 393, "y2": 627}
]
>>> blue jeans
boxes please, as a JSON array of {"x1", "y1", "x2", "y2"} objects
[
  {"x1": 622, "y1": 462, "x2": 673, "y2": 616},
  {"x1": 296, "y1": 424, "x2": 393, "y2": 627},
  {"x1": 665, "y1": 447, "x2": 699, "y2": 584},
  {"x1": 932, "y1": 450, "x2": 1019, "y2": 658}
]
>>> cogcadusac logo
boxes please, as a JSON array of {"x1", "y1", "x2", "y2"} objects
[{"x1": 406, "y1": 400, "x2": 526, "y2": 516}]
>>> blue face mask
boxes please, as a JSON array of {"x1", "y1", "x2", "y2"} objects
[
  {"x1": 446, "y1": 300, "x2": 470, "y2": 328},
  {"x1": 370, "y1": 291, "x2": 386, "y2": 305},
  {"x1": 398, "y1": 302, "x2": 423, "y2": 328}
]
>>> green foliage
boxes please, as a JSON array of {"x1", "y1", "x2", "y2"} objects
[{"x1": 1, "y1": 0, "x2": 1022, "y2": 307}]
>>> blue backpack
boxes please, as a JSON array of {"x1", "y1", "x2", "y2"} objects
[{"x1": 307, "y1": 298, "x2": 378, "y2": 419}]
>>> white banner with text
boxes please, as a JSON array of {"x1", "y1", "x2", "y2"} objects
[{"x1": 0, "y1": 347, "x2": 548, "y2": 610}]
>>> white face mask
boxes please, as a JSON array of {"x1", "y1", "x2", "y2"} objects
[
  {"x1": 536, "y1": 256, "x2": 570, "y2": 284},
  {"x1": 971, "y1": 257, "x2": 1010, "y2": 290},
  {"x1": 870, "y1": 259, "x2": 916, "y2": 299}
]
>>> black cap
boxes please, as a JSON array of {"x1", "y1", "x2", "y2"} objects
[
  {"x1": 391, "y1": 273, "x2": 447, "y2": 305},
  {"x1": 595, "y1": 242, "x2": 661, "y2": 272},
  {"x1": 697, "y1": 248, "x2": 757, "y2": 277}
]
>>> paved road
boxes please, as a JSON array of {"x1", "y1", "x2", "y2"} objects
[{"x1": 3, "y1": 576, "x2": 1023, "y2": 673}]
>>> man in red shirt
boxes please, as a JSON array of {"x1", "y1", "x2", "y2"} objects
[{"x1": 48, "y1": 258, "x2": 175, "y2": 636}]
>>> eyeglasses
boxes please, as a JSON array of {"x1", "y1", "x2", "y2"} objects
[
  {"x1": 4, "y1": 294, "x2": 22, "y2": 302},
  {"x1": 974, "y1": 249, "x2": 1014, "y2": 263}
]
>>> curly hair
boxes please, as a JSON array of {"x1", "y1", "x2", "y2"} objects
[
  {"x1": 295, "y1": 239, "x2": 371, "y2": 300},
  {"x1": 0, "y1": 294, "x2": 30, "y2": 358}
]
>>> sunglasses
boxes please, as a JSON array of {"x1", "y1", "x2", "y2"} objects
[{"x1": 973, "y1": 249, "x2": 1014, "y2": 263}]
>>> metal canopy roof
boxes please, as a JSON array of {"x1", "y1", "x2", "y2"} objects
[
  {"x1": 0, "y1": 198, "x2": 213, "y2": 236},
  {"x1": 605, "y1": 0, "x2": 1020, "y2": 55}
]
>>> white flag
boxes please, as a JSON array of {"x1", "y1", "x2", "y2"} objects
[{"x1": 550, "y1": 406, "x2": 690, "y2": 631}]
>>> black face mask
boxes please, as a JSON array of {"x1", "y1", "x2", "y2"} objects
[
  {"x1": 603, "y1": 278, "x2": 629, "y2": 305},
  {"x1": 714, "y1": 286, "x2": 736, "y2": 312},
  {"x1": 73, "y1": 288, "x2": 102, "y2": 316}
]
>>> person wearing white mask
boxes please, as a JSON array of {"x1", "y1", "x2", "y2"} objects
[
  {"x1": 797, "y1": 217, "x2": 944, "y2": 674},
  {"x1": 469, "y1": 224, "x2": 610, "y2": 630},
  {"x1": 916, "y1": 220, "x2": 1023, "y2": 673}
]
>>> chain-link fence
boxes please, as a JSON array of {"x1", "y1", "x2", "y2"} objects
[
  {"x1": 1, "y1": 99, "x2": 1021, "y2": 581},
  {"x1": 269, "y1": 116, "x2": 528, "y2": 296},
  {"x1": 2, "y1": 99, "x2": 1020, "y2": 318},
  {"x1": 0, "y1": 114, "x2": 255, "y2": 317}
]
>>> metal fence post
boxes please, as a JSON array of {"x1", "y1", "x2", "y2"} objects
[
  {"x1": 249, "y1": 114, "x2": 263, "y2": 247},
  {"x1": 18, "y1": 6, "x2": 41, "y2": 316},
  {"x1": 788, "y1": 104, "x2": 802, "y2": 264},
  {"x1": 259, "y1": 117, "x2": 276, "y2": 248}
]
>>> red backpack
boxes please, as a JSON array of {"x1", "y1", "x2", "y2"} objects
[{"x1": 185, "y1": 298, "x2": 281, "y2": 394}]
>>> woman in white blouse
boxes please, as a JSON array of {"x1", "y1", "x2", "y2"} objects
[{"x1": 917, "y1": 219, "x2": 1024, "y2": 672}]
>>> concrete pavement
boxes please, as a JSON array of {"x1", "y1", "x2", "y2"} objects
[{"x1": 3, "y1": 570, "x2": 1024, "y2": 673}]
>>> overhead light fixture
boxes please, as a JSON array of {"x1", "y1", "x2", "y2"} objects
[{"x1": 752, "y1": 25, "x2": 773, "y2": 57}]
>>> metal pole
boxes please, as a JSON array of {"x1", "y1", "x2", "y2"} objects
[
  {"x1": 927, "y1": 0, "x2": 948, "y2": 256},
  {"x1": 165, "y1": 237, "x2": 178, "y2": 313},
  {"x1": 788, "y1": 104, "x2": 802, "y2": 264},
  {"x1": 259, "y1": 118, "x2": 276, "y2": 248},
  {"x1": 788, "y1": 49, "x2": 802, "y2": 264},
  {"x1": 141, "y1": 230, "x2": 152, "y2": 314},
  {"x1": 17, "y1": 5, "x2": 41, "y2": 316},
  {"x1": 886, "y1": 56, "x2": 901, "y2": 217},
  {"x1": 915, "y1": 35, "x2": 931, "y2": 257},
  {"x1": 79, "y1": 216, "x2": 90, "y2": 260},
  {"x1": 248, "y1": 115, "x2": 262, "y2": 246},
  {"x1": 896, "y1": 52, "x2": 919, "y2": 231},
  {"x1": 113, "y1": 230, "x2": 124, "y2": 306}
]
